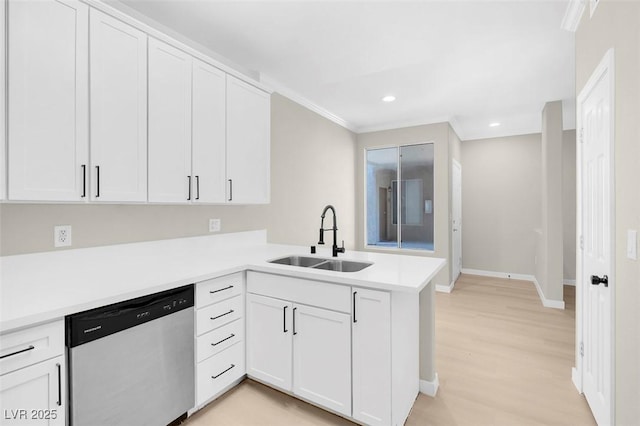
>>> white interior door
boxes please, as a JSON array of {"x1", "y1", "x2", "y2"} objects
[
  {"x1": 578, "y1": 48, "x2": 614, "y2": 426},
  {"x1": 452, "y1": 159, "x2": 462, "y2": 282}
]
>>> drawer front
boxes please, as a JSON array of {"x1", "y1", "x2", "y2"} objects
[
  {"x1": 196, "y1": 295, "x2": 243, "y2": 336},
  {"x1": 197, "y1": 319, "x2": 243, "y2": 363},
  {"x1": 196, "y1": 273, "x2": 244, "y2": 309},
  {"x1": 247, "y1": 271, "x2": 351, "y2": 313},
  {"x1": 196, "y1": 342, "x2": 244, "y2": 406},
  {"x1": 0, "y1": 320, "x2": 64, "y2": 375}
]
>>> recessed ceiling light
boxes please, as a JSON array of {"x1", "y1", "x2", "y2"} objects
[
  {"x1": 382, "y1": 95, "x2": 396, "y2": 103},
  {"x1": 489, "y1": 122, "x2": 501, "y2": 127}
]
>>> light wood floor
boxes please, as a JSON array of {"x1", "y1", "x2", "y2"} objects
[{"x1": 185, "y1": 274, "x2": 596, "y2": 426}]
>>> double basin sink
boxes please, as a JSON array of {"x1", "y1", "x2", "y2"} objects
[{"x1": 269, "y1": 255, "x2": 372, "y2": 273}]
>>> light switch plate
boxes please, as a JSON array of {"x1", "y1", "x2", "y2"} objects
[
  {"x1": 54, "y1": 225, "x2": 72, "y2": 248},
  {"x1": 209, "y1": 219, "x2": 221, "y2": 233},
  {"x1": 627, "y1": 230, "x2": 637, "y2": 260}
]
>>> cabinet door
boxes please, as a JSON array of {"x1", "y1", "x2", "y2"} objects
[
  {"x1": 148, "y1": 38, "x2": 192, "y2": 203},
  {"x1": 352, "y1": 288, "x2": 391, "y2": 425},
  {"x1": 226, "y1": 76, "x2": 270, "y2": 204},
  {"x1": 192, "y1": 59, "x2": 226, "y2": 203},
  {"x1": 246, "y1": 293, "x2": 292, "y2": 391},
  {"x1": 292, "y1": 304, "x2": 351, "y2": 417},
  {"x1": 0, "y1": 356, "x2": 65, "y2": 425},
  {"x1": 0, "y1": 0, "x2": 5, "y2": 200},
  {"x1": 8, "y1": 0, "x2": 88, "y2": 201},
  {"x1": 89, "y1": 9, "x2": 147, "y2": 202}
]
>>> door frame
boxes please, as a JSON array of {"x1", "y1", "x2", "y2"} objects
[
  {"x1": 451, "y1": 158, "x2": 462, "y2": 285},
  {"x1": 573, "y1": 47, "x2": 615, "y2": 426}
]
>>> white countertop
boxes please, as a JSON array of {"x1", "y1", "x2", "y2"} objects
[{"x1": 0, "y1": 231, "x2": 446, "y2": 333}]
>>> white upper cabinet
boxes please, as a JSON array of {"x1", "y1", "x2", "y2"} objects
[
  {"x1": 8, "y1": 0, "x2": 88, "y2": 201},
  {"x1": 192, "y1": 59, "x2": 226, "y2": 203},
  {"x1": 89, "y1": 9, "x2": 147, "y2": 202},
  {"x1": 1, "y1": 0, "x2": 6, "y2": 200},
  {"x1": 226, "y1": 76, "x2": 270, "y2": 204},
  {"x1": 148, "y1": 38, "x2": 192, "y2": 203}
]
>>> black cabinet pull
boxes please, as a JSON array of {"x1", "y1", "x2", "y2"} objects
[
  {"x1": 187, "y1": 176, "x2": 192, "y2": 200},
  {"x1": 81, "y1": 165, "x2": 86, "y2": 198},
  {"x1": 353, "y1": 291, "x2": 357, "y2": 323},
  {"x1": 211, "y1": 334, "x2": 235, "y2": 347},
  {"x1": 210, "y1": 309, "x2": 234, "y2": 321},
  {"x1": 293, "y1": 307, "x2": 297, "y2": 335},
  {"x1": 56, "y1": 363, "x2": 62, "y2": 406},
  {"x1": 210, "y1": 285, "x2": 233, "y2": 294},
  {"x1": 212, "y1": 364, "x2": 235, "y2": 379},
  {"x1": 228, "y1": 179, "x2": 233, "y2": 201},
  {"x1": 0, "y1": 345, "x2": 35, "y2": 359},
  {"x1": 95, "y1": 166, "x2": 100, "y2": 197},
  {"x1": 283, "y1": 306, "x2": 288, "y2": 333},
  {"x1": 195, "y1": 175, "x2": 200, "y2": 200}
]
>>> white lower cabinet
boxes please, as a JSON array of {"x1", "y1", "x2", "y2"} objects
[
  {"x1": 246, "y1": 273, "x2": 352, "y2": 418},
  {"x1": 194, "y1": 273, "x2": 246, "y2": 407},
  {"x1": 0, "y1": 320, "x2": 66, "y2": 426}
]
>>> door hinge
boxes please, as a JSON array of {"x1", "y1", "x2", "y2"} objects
[
  {"x1": 580, "y1": 341, "x2": 584, "y2": 357},
  {"x1": 579, "y1": 128, "x2": 584, "y2": 144},
  {"x1": 580, "y1": 235, "x2": 584, "y2": 250}
]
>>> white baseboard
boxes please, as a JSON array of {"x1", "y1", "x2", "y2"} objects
[
  {"x1": 419, "y1": 373, "x2": 439, "y2": 397},
  {"x1": 532, "y1": 277, "x2": 565, "y2": 309},
  {"x1": 436, "y1": 281, "x2": 454, "y2": 293},
  {"x1": 461, "y1": 268, "x2": 534, "y2": 282},
  {"x1": 461, "y1": 268, "x2": 565, "y2": 309},
  {"x1": 564, "y1": 279, "x2": 576, "y2": 286},
  {"x1": 572, "y1": 367, "x2": 582, "y2": 393}
]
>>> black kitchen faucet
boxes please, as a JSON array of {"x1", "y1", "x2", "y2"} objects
[{"x1": 318, "y1": 205, "x2": 345, "y2": 257}]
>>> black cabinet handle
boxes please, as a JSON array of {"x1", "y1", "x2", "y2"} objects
[
  {"x1": 353, "y1": 291, "x2": 357, "y2": 323},
  {"x1": 187, "y1": 176, "x2": 192, "y2": 201},
  {"x1": 195, "y1": 175, "x2": 200, "y2": 200},
  {"x1": 293, "y1": 307, "x2": 297, "y2": 335},
  {"x1": 95, "y1": 166, "x2": 100, "y2": 197},
  {"x1": 283, "y1": 306, "x2": 288, "y2": 333},
  {"x1": 81, "y1": 165, "x2": 86, "y2": 198},
  {"x1": 211, "y1": 334, "x2": 235, "y2": 347},
  {"x1": 210, "y1": 309, "x2": 234, "y2": 321},
  {"x1": 0, "y1": 345, "x2": 35, "y2": 359},
  {"x1": 212, "y1": 364, "x2": 235, "y2": 379},
  {"x1": 210, "y1": 285, "x2": 233, "y2": 294},
  {"x1": 228, "y1": 179, "x2": 233, "y2": 201},
  {"x1": 56, "y1": 363, "x2": 62, "y2": 406}
]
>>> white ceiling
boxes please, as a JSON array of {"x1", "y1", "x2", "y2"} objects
[{"x1": 113, "y1": 0, "x2": 575, "y2": 141}]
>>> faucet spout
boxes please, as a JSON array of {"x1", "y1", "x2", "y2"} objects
[{"x1": 318, "y1": 205, "x2": 345, "y2": 257}]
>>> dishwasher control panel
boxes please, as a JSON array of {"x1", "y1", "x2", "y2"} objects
[{"x1": 66, "y1": 284, "x2": 194, "y2": 347}]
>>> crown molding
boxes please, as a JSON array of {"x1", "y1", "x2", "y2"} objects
[
  {"x1": 561, "y1": 0, "x2": 586, "y2": 32},
  {"x1": 260, "y1": 75, "x2": 357, "y2": 133}
]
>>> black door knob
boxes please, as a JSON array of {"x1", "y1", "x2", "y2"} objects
[{"x1": 590, "y1": 275, "x2": 609, "y2": 287}]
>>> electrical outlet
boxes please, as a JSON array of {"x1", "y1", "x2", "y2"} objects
[
  {"x1": 209, "y1": 219, "x2": 221, "y2": 233},
  {"x1": 54, "y1": 225, "x2": 72, "y2": 248}
]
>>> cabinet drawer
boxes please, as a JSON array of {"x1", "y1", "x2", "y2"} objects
[
  {"x1": 196, "y1": 342, "x2": 244, "y2": 406},
  {"x1": 247, "y1": 272, "x2": 351, "y2": 313},
  {"x1": 196, "y1": 295, "x2": 243, "y2": 336},
  {"x1": 196, "y1": 273, "x2": 244, "y2": 309},
  {"x1": 197, "y1": 319, "x2": 243, "y2": 363},
  {"x1": 0, "y1": 320, "x2": 64, "y2": 376}
]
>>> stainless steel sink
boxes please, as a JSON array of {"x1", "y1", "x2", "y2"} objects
[
  {"x1": 269, "y1": 255, "x2": 326, "y2": 267},
  {"x1": 268, "y1": 256, "x2": 373, "y2": 273},
  {"x1": 311, "y1": 259, "x2": 373, "y2": 272}
]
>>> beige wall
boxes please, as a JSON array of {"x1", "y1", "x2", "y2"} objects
[
  {"x1": 267, "y1": 94, "x2": 357, "y2": 248},
  {"x1": 0, "y1": 94, "x2": 357, "y2": 256},
  {"x1": 462, "y1": 133, "x2": 541, "y2": 275},
  {"x1": 461, "y1": 130, "x2": 576, "y2": 280},
  {"x1": 536, "y1": 101, "x2": 564, "y2": 303},
  {"x1": 356, "y1": 122, "x2": 452, "y2": 383},
  {"x1": 576, "y1": 1, "x2": 640, "y2": 423}
]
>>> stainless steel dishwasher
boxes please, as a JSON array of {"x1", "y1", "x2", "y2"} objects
[{"x1": 66, "y1": 285, "x2": 195, "y2": 426}]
